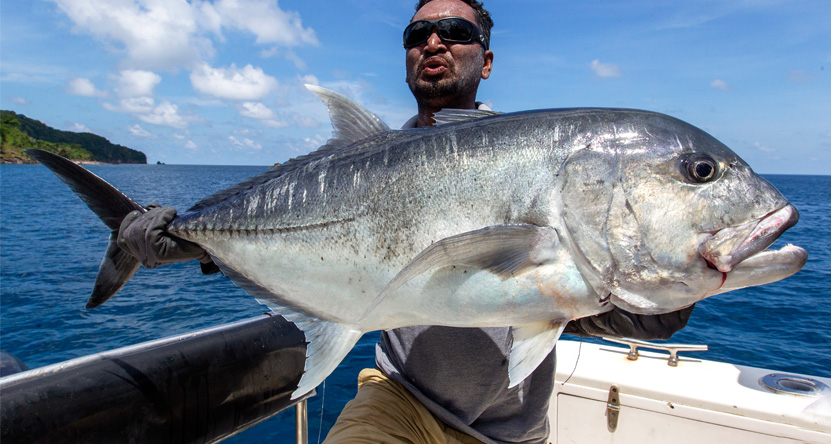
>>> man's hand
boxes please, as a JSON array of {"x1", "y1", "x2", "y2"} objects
[
  {"x1": 117, "y1": 204, "x2": 214, "y2": 269},
  {"x1": 564, "y1": 305, "x2": 695, "y2": 340}
]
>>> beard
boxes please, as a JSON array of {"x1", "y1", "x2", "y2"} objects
[
  {"x1": 407, "y1": 57, "x2": 482, "y2": 108},
  {"x1": 409, "y1": 76, "x2": 464, "y2": 101}
]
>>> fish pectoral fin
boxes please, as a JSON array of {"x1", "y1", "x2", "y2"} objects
[
  {"x1": 359, "y1": 224, "x2": 562, "y2": 322},
  {"x1": 292, "y1": 319, "x2": 363, "y2": 400},
  {"x1": 508, "y1": 321, "x2": 566, "y2": 388},
  {"x1": 211, "y1": 258, "x2": 363, "y2": 400}
]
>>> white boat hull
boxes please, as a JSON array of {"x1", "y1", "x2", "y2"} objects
[{"x1": 549, "y1": 339, "x2": 831, "y2": 443}]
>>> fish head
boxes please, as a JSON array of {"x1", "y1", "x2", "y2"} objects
[{"x1": 556, "y1": 110, "x2": 807, "y2": 315}]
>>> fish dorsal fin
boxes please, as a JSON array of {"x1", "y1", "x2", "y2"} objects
[
  {"x1": 305, "y1": 84, "x2": 390, "y2": 147},
  {"x1": 358, "y1": 224, "x2": 562, "y2": 322},
  {"x1": 187, "y1": 86, "x2": 389, "y2": 212},
  {"x1": 433, "y1": 108, "x2": 501, "y2": 126},
  {"x1": 508, "y1": 321, "x2": 566, "y2": 387}
]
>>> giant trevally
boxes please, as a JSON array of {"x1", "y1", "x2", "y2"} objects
[{"x1": 26, "y1": 85, "x2": 807, "y2": 399}]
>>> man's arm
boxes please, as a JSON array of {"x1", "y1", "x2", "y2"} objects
[
  {"x1": 117, "y1": 205, "x2": 220, "y2": 274},
  {"x1": 563, "y1": 305, "x2": 695, "y2": 340}
]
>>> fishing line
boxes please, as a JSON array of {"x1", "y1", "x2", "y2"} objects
[
  {"x1": 316, "y1": 380, "x2": 326, "y2": 444},
  {"x1": 561, "y1": 337, "x2": 582, "y2": 385}
]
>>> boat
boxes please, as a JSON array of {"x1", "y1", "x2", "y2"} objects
[
  {"x1": 2, "y1": 315, "x2": 829, "y2": 443},
  {"x1": 548, "y1": 339, "x2": 830, "y2": 443},
  {"x1": 0, "y1": 315, "x2": 309, "y2": 443}
]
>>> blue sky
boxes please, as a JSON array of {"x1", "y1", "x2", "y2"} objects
[{"x1": 1, "y1": 0, "x2": 829, "y2": 174}]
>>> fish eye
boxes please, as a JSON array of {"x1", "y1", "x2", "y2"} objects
[{"x1": 681, "y1": 154, "x2": 719, "y2": 183}]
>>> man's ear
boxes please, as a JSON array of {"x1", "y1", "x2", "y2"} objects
[{"x1": 481, "y1": 50, "x2": 494, "y2": 79}]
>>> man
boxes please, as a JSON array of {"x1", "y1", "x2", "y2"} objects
[{"x1": 118, "y1": 1, "x2": 693, "y2": 443}]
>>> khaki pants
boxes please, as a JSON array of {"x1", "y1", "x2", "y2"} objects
[{"x1": 324, "y1": 368, "x2": 486, "y2": 444}]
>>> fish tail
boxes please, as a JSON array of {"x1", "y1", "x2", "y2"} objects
[{"x1": 25, "y1": 149, "x2": 145, "y2": 308}]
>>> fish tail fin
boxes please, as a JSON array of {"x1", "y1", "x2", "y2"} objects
[{"x1": 25, "y1": 149, "x2": 145, "y2": 308}]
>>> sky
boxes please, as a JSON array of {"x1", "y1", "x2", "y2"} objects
[{"x1": 1, "y1": 0, "x2": 829, "y2": 174}]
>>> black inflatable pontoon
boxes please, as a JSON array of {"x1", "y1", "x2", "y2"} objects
[{"x1": 0, "y1": 315, "x2": 308, "y2": 443}]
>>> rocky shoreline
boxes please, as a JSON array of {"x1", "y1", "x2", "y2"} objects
[{"x1": 1, "y1": 155, "x2": 105, "y2": 165}]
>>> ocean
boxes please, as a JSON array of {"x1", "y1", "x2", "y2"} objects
[{"x1": 1, "y1": 164, "x2": 829, "y2": 442}]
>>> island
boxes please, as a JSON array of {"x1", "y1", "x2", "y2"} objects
[{"x1": 1, "y1": 111, "x2": 146, "y2": 164}]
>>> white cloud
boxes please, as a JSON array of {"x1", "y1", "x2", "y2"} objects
[
  {"x1": 190, "y1": 63, "x2": 278, "y2": 101},
  {"x1": 284, "y1": 134, "x2": 326, "y2": 154},
  {"x1": 104, "y1": 97, "x2": 188, "y2": 128},
  {"x1": 104, "y1": 96, "x2": 155, "y2": 114},
  {"x1": 261, "y1": 48, "x2": 307, "y2": 70},
  {"x1": 138, "y1": 101, "x2": 187, "y2": 128},
  {"x1": 228, "y1": 135, "x2": 262, "y2": 150},
  {"x1": 239, "y1": 101, "x2": 275, "y2": 120},
  {"x1": 115, "y1": 70, "x2": 162, "y2": 97},
  {"x1": 589, "y1": 59, "x2": 622, "y2": 78},
  {"x1": 753, "y1": 141, "x2": 776, "y2": 153},
  {"x1": 240, "y1": 102, "x2": 288, "y2": 128},
  {"x1": 67, "y1": 77, "x2": 106, "y2": 97},
  {"x1": 52, "y1": 0, "x2": 317, "y2": 72},
  {"x1": 298, "y1": 74, "x2": 319, "y2": 86},
  {"x1": 70, "y1": 123, "x2": 91, "y2": 132},
  {"x1": 239, "y1": 102, "x2": 289, "y2": 127},
  {"x1": 10, "y1": 96, "x2": 29, "y2": 106},
  {"x1": 53, "y1": 0, "x2": 206, "y2": 71},
  {"x1": 320, "y1": 79, "x2": 371, "y2": 102},
  {"x1": 128, "y1": 124, "x2": 152, "y2": 137},
  {"x1": 185, "y1": 140, "x2": 197, "y2": 149},
  {"x1": 208, "y1": 0, "x2": 318, "y2": 47},
  {"x1": 293, "y1": 113, "x2": 319, "y2": 128},
  {"x1": 243, "y1": 138, "x2": 262, "y2": 150},
  {"x1": 710, "y1": 79, "x2": 731, "y2": 91}
]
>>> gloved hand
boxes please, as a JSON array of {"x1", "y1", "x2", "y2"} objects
[
  {"x1": 117, "y1": 204, "x2": 214, "y2": 269},
  {"x1": 564, "y1": 304, "x2": 695, "y2": 340}
]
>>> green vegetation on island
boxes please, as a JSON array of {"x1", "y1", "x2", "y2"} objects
[{"x1": 1, "y1": 111, "x2": 146, "y2": 164}]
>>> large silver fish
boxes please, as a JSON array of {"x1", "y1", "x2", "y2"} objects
[{"x1": 27, "y1": 86, "x2": 807, "y2": 399}]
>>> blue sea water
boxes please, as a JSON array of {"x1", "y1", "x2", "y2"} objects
[{"x1": 1, "y1": 164, "x2": 829, "y2": 442}]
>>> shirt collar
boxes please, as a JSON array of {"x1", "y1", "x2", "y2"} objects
[{"x1": 401, "y1": 102, "x2": 493, "y2": 129}]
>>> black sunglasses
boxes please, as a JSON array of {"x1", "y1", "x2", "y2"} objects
[{"x1": 403, "y1": 17, "x2": 488, "y2": 50}]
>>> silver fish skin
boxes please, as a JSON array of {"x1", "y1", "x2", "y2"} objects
[{"x1": 25, "y1": 86, "x2": 807, "y2": 399}]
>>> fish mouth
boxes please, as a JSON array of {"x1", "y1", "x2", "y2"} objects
[
  {"x1": 698, "y1": 204, "x2": 807, "y2": 292},
  {"x1": 699, "y1": 204, "x2": 800, "y2": 272}
]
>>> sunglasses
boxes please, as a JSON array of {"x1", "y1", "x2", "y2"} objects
[{"x1": 403, "y1": 17, "x2": 488, "y2": 50}]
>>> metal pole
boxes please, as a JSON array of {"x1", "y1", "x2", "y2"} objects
[{"x1": 296, "y1": 399, "x2": 308, "y2": 444}]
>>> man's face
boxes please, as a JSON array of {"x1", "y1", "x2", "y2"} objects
[{"x1": 405, "y1": 0, "x2": 493, "y2": 109}]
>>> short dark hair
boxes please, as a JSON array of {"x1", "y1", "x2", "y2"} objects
[{"x1": 414, "y1": 0, "x2": 494, "y2": 49}]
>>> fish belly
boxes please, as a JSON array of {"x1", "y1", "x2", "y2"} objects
[{"x1": 192, "y1": 228, "x2": 605, "y2": 333}]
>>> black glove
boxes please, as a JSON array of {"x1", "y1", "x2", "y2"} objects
[
  {"x1": 564, "y1": 304, "x2": 695, "y2": 340},
  {"x1": 117, "y1": 204, "x2": 215, "y2": 270}
]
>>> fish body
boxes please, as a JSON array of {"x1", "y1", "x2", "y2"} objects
[{"x1": 26, "y1": 86, "x2": 807, "y2": 399}]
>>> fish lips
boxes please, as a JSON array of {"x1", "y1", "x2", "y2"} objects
[
  {"x1": 698, "y1": 204, "x2": 801, "y2": 273},
  {"x1": 718, "y1": 243, "x2": 807, "y2": 293}
]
